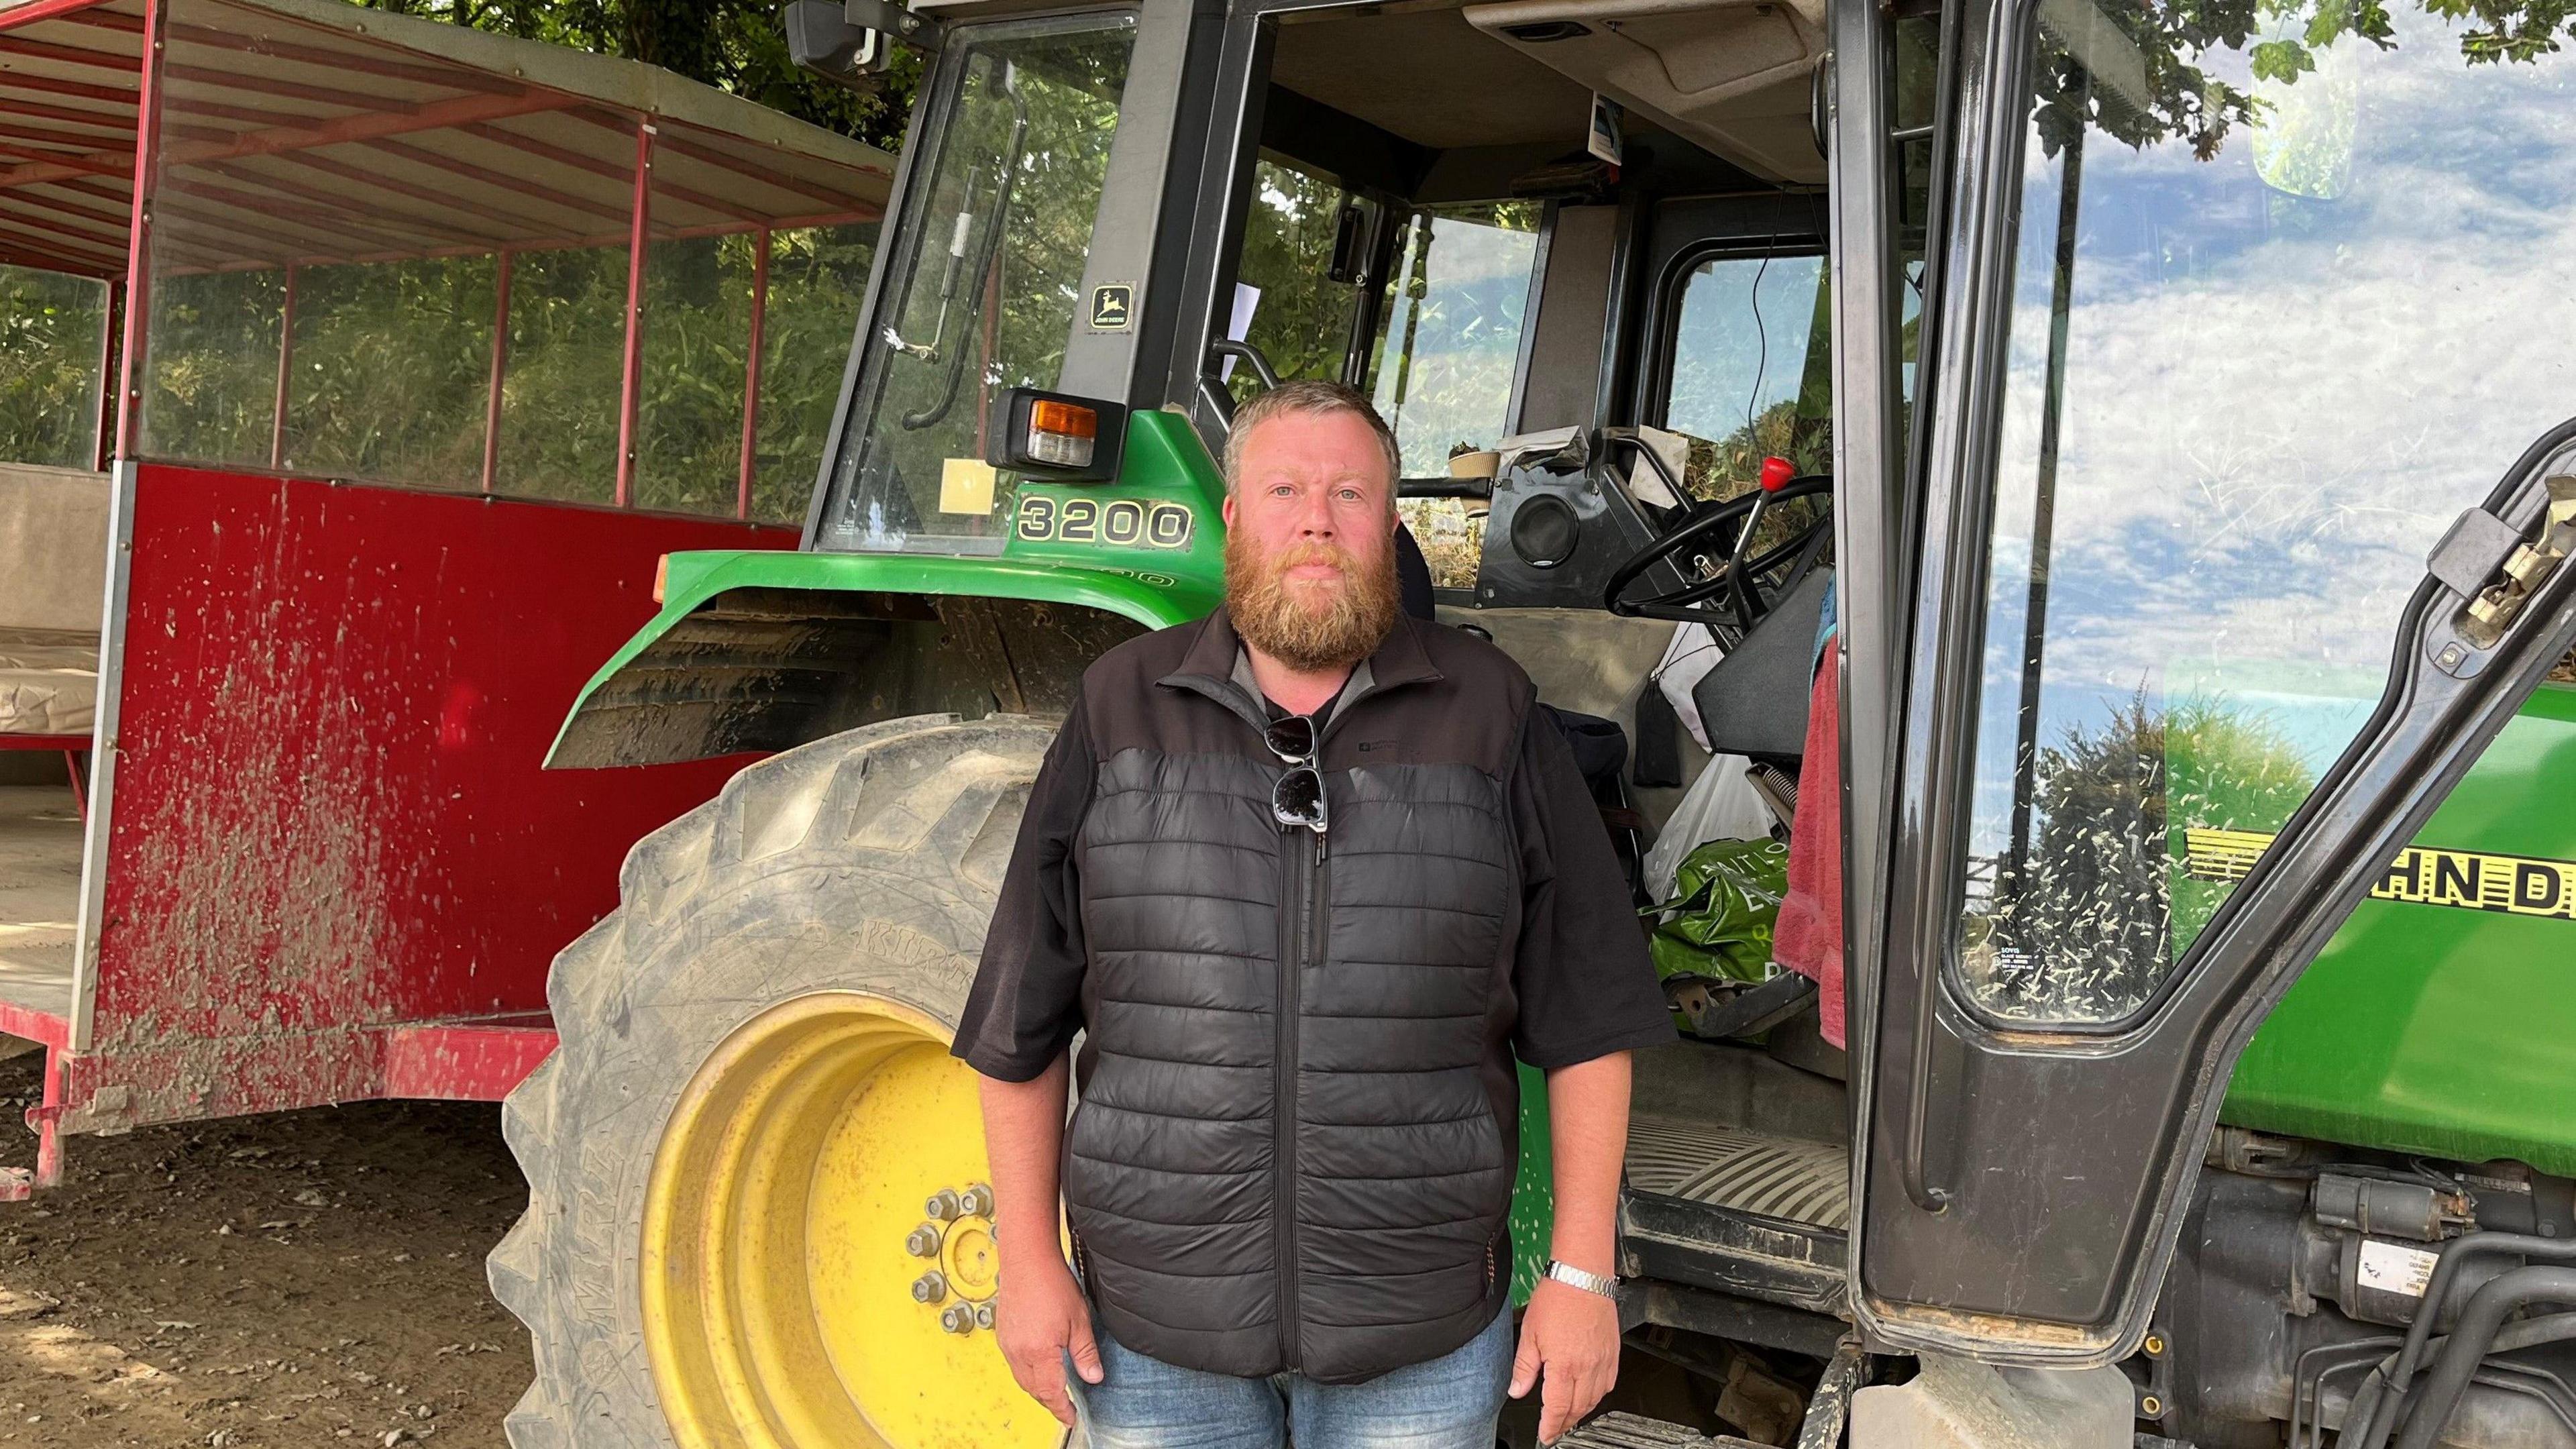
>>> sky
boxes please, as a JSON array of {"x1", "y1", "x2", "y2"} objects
[{"x1": 1964, "y1": 3, "x2": 2576, "y2": 857}]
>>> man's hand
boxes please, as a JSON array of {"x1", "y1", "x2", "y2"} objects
[
  {"x1": 977, "y1": 1057, "x2": 1098, "y2": 1426},
  {"x1": 1509, "y1": 1277, "x2": 1621, "y2": 1442},
  {"x1": 994, "y1": 1251, "x2": 1103, "y2": 1426}
]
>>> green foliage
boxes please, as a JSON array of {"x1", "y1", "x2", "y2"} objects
[
  {"x1": 285, "y1": 257, "x2": 494, "y2": 490},
  {"x1": 142, "y1": 269, "x2": 285, "y2": 468},
  {"x1": 2165, "y1": 700, "x2": 2318, "y2": 955},
  {"x1": 1231, "y1": 161, "x2": 1361, "y2": 397},
  {"x1": 850, "y1": 27, "x2": 1128, "y2": 539},
  {"x1": 1971, "y1": 692, "x2": 2317, "y2": 1020},
  {"x1": 2039, "y1": 0, "x2": 2576, "y2": 162},
  {"x1": 0, "y1": 268, "x2": 106, "y2": 470},
  {"x1": 344, "y1": 0, "x2": 919, "y2": 151},
  {"x1": 634, "y1": 223, "x2": 875, "y2": 520},
  {"x1": 1993, "y1": 692, "x2": 2176, "y2": 1019},
  {"x1": 752, "y1": 225, "x2": 876, "y2": 522}
]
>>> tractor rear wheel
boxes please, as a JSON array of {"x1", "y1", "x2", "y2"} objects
[{"x1": 488, "y1": 714, "x2": 1064, "y2": 1449}]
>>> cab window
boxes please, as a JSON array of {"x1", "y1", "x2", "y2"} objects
[
  {"x1": 1951, "y1": 0, "x2": 2576, "y2": 1024},
  {"x1": 1225, "y1": 158, "x2": 1541, "y2": 591},
  {"x1": 1660, "y1": 252, "x2": 1833, "y2": 492}
]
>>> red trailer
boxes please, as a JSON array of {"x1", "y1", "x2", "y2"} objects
[{"x1": 0, "y1": 0, "x2": 889, "y2": 1195}]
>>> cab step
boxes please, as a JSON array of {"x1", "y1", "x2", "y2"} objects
[{"x1": 1555, "y1": 1412, "x2": 1767, "y2": 1448}]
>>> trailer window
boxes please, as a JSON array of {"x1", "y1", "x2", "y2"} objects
[
  {"x1": 0, "y1": 266, "x2": 107, "y2": 472},
  {"x1": 818, "y1": 16, "x2": 1138, "y2": 552},
  {"x1": 117, "y1": 0, "x2": 888, "y2": 520},
  {"x1": 1950, "y1": 0, "x2": 2576, "y2": 1024}
]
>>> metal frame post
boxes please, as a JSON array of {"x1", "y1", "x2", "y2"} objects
[
  {"x1": 481, "y1": 247, "x2": 511, "y2": 491},
  {"x1": 267, "y1": 261, "x2": 295, "y2": 469},
  {"x1": 91, "y1": 277, "x2": 119, "y2": 471},
  {"x1": 111, "y1": 0, "x2": 168, "y2": 462},
  {"x1": 612, "y1": 118, "x2": 655, "y2": 507},
  {"x1": 735, "y1": 225, "x2": 769, "y2": 519}
]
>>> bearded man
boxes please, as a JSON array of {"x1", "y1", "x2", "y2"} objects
[{"x1": 953, "y1": 379, "x2": 1672, "y2": 1449}]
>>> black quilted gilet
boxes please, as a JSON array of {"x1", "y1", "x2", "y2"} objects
[{"x1": 1060, "y1": 612, "x2": 1532, "y2": 1384}]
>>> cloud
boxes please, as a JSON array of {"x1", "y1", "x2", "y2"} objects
[{"x1": 1980, "y1": 6, "x2": 2576, "y2": 748}]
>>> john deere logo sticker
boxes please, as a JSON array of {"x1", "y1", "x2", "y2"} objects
[
  {"x1": 2184, "y1": 827, "x2": 2576, "y2": 922},
  {"x1": 1090, "y1": 284, "x2": 1133, "y2": 331}
]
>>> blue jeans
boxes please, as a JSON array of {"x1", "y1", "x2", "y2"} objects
[{"x1": 1069, "y1": 1307, "x2": 1513, "y2": 1449}]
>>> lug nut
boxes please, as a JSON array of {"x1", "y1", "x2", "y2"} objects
[
  {"x1": 974, "y1": 1301, "x2": 996, "y2": 1329},
  {"x1": 941, "y1": 1303, "x2": 975, "y2": 1334},
  {"x1": 906, "y1": 1226, "x2": 942, "y2": 1258},
  {"x1": 912, "y1": 1271, "x2": 947, "y2": 1303},
  {"x1": 961, "y1": 1183, "x2": 995, "y2": 1216},
  {"x1": 926, "y1": 1188, "x2": 961, "y2": 1222}
]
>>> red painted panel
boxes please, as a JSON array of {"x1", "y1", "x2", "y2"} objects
[
  {"x1": 78, "y1": 464, "x2": 787, "y2": 1126},
  {"x1": 382, "y1": 1018, "x2": 559, "y2": 1101}
]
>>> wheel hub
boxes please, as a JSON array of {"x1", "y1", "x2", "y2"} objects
[{"x1": 920, "y1": 1189, "x2": 1000, "y2": 1307}]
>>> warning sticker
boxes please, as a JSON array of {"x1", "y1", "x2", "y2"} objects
[
  {"x1": 2357, "y1": 1239, "x2": 2439, "y2": 1298},
  {"x1": 2183, "y1": 828, "x2": 2576, "y2": 922}
]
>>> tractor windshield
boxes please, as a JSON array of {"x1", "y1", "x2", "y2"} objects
[{"x1": 814, "y1": 15, "x2": 1136, "y2": 552}]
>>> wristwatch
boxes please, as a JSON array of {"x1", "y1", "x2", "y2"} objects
[{"x1": 1543, "y1": 1259, "x2": 1618, "y2": 1298}]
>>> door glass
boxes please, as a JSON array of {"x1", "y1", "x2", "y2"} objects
[
  {"x1": 1225, "y1": 159, "x2": 1372, "y2": 401},
  {"x1": 816, "y1": 16, "x2": 1136, "y2": 552},
  {"x1": 1954, "y1": 0, "x2": 2576, "y2": 1024},
  {"x1": 1371, "y1": 202, "x2": 1540, "y2": 590},
  {"x1": 1226, "y1": 168, "x2": 1540, "y2": 590},
  {"x1": 1664, "y1": 254, "x2": 1833, "y2": 492},
  {"x1": 1368, "y1": 202, "x2": 1542, "y2": 474}
]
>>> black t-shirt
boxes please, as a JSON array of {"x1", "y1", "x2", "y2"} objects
[{"x1": 953, "y1": 673, "x2": 1674, "y2": 1081}]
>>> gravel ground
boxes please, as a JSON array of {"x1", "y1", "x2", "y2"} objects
[{"x1": 0, "y1": 1047, "x2": 530, "y2": 1448}]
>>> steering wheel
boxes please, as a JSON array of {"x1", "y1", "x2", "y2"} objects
[{"x1": 1604, "y1": 462, "x2": 1834, "y2": 636}]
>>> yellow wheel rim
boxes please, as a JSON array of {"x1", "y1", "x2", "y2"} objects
[{"x1": 641, "y1": 991, "x2": 1063, "y2": 1449}]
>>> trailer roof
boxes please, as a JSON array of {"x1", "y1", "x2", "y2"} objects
[{"x1": 0, "y1": 0, "x2": 896, "y2": 277}]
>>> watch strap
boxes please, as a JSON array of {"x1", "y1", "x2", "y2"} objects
[{"x1": 1544, "y1": 1258, "x2": 1617, "y2": 1297}]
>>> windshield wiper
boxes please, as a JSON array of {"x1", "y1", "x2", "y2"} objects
[{"x1": 899, "y1": 62, "x2": 1030, "y2": 431}]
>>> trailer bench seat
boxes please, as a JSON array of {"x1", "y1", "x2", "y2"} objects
[
  {"x1": 0, "y1": 782, "x2": 77, "y2": 1043},
  {"x1": 0, "y1": 628, "x2": 99, "y2": 737}
]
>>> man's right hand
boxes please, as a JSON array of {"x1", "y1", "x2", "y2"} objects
[{"x1": 994, "y1": 1251, "x2": 1104, "y2": 1426}]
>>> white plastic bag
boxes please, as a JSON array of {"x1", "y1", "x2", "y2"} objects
[
  {"x1": 1644, "y1": 751, "x2": 1778, "y2": 900},
  {"x1": 1652, "y1": 621, "x2": 1722, "y2": 749}
]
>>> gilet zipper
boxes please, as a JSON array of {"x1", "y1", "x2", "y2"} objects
[{"x1": 1275, "y1": 822, "x2": 1328, "y2": 1369}]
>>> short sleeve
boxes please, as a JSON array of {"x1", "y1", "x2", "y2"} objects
[
  {"x1": 1508, "y1": 710, "x2": 1676, "y2": 1069},
  {"x1": 951, "y1": 699, "x2": 1097, "y2": 1081}
]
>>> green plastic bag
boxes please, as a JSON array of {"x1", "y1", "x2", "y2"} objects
[{"x1": 1643, "y1": 836, "x2": 1789, "y2": 986}]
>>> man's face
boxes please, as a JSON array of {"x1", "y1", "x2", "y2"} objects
[{"x1": 1221, "y1": 408, "x2": 1402, "y2": 672}]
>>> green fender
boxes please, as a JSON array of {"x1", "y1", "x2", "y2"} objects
[{"x1": 546, "y1": 411, "x2": 1227, "y2": 769}]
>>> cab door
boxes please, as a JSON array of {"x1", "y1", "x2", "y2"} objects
[{"x1": 1829, "y1": 0, "x2": 2576, "y2": 1363}]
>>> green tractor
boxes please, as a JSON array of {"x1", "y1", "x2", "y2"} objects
[{"x1": 485, "y1": 0, "x2": 2576, "y2": 1442}]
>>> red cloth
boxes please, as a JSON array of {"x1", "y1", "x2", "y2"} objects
[{"x1": 1772, "y1": 659, "x2": 1844, "y2": 1048}]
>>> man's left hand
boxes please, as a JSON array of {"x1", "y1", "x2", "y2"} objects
[{"x1": 1509, "y1": 1277, "x2": 1621, "y2": 1442}]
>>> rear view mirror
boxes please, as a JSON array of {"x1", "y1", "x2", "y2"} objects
[
  {"x1": 984, "y1": 388, "x2": 1130, "y2": 482},
  {"x1": 787, "y1": 0, "x2": 941, "y2": 90}
]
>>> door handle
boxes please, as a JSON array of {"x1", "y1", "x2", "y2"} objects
[{"x1": 1209, "y1": 338, "x2": 1281, "y2": 390}]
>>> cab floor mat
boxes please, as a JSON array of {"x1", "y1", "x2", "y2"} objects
[{"x1": 1624, "y1": 1114, "x2": 1849, "y2": 1230}]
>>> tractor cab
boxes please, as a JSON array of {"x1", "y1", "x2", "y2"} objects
[{"x1": 513, "y1": 0, "x2": 2576, "y2": 1444}]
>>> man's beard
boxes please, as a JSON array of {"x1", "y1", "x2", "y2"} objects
[{"x1": 1224, "y1": 527, "x2": 1401, "y2": 673}]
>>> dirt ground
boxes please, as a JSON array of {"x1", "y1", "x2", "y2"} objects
[{"x1": 0, "y1": 1046, "x2": 530, "y2": 1447}]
